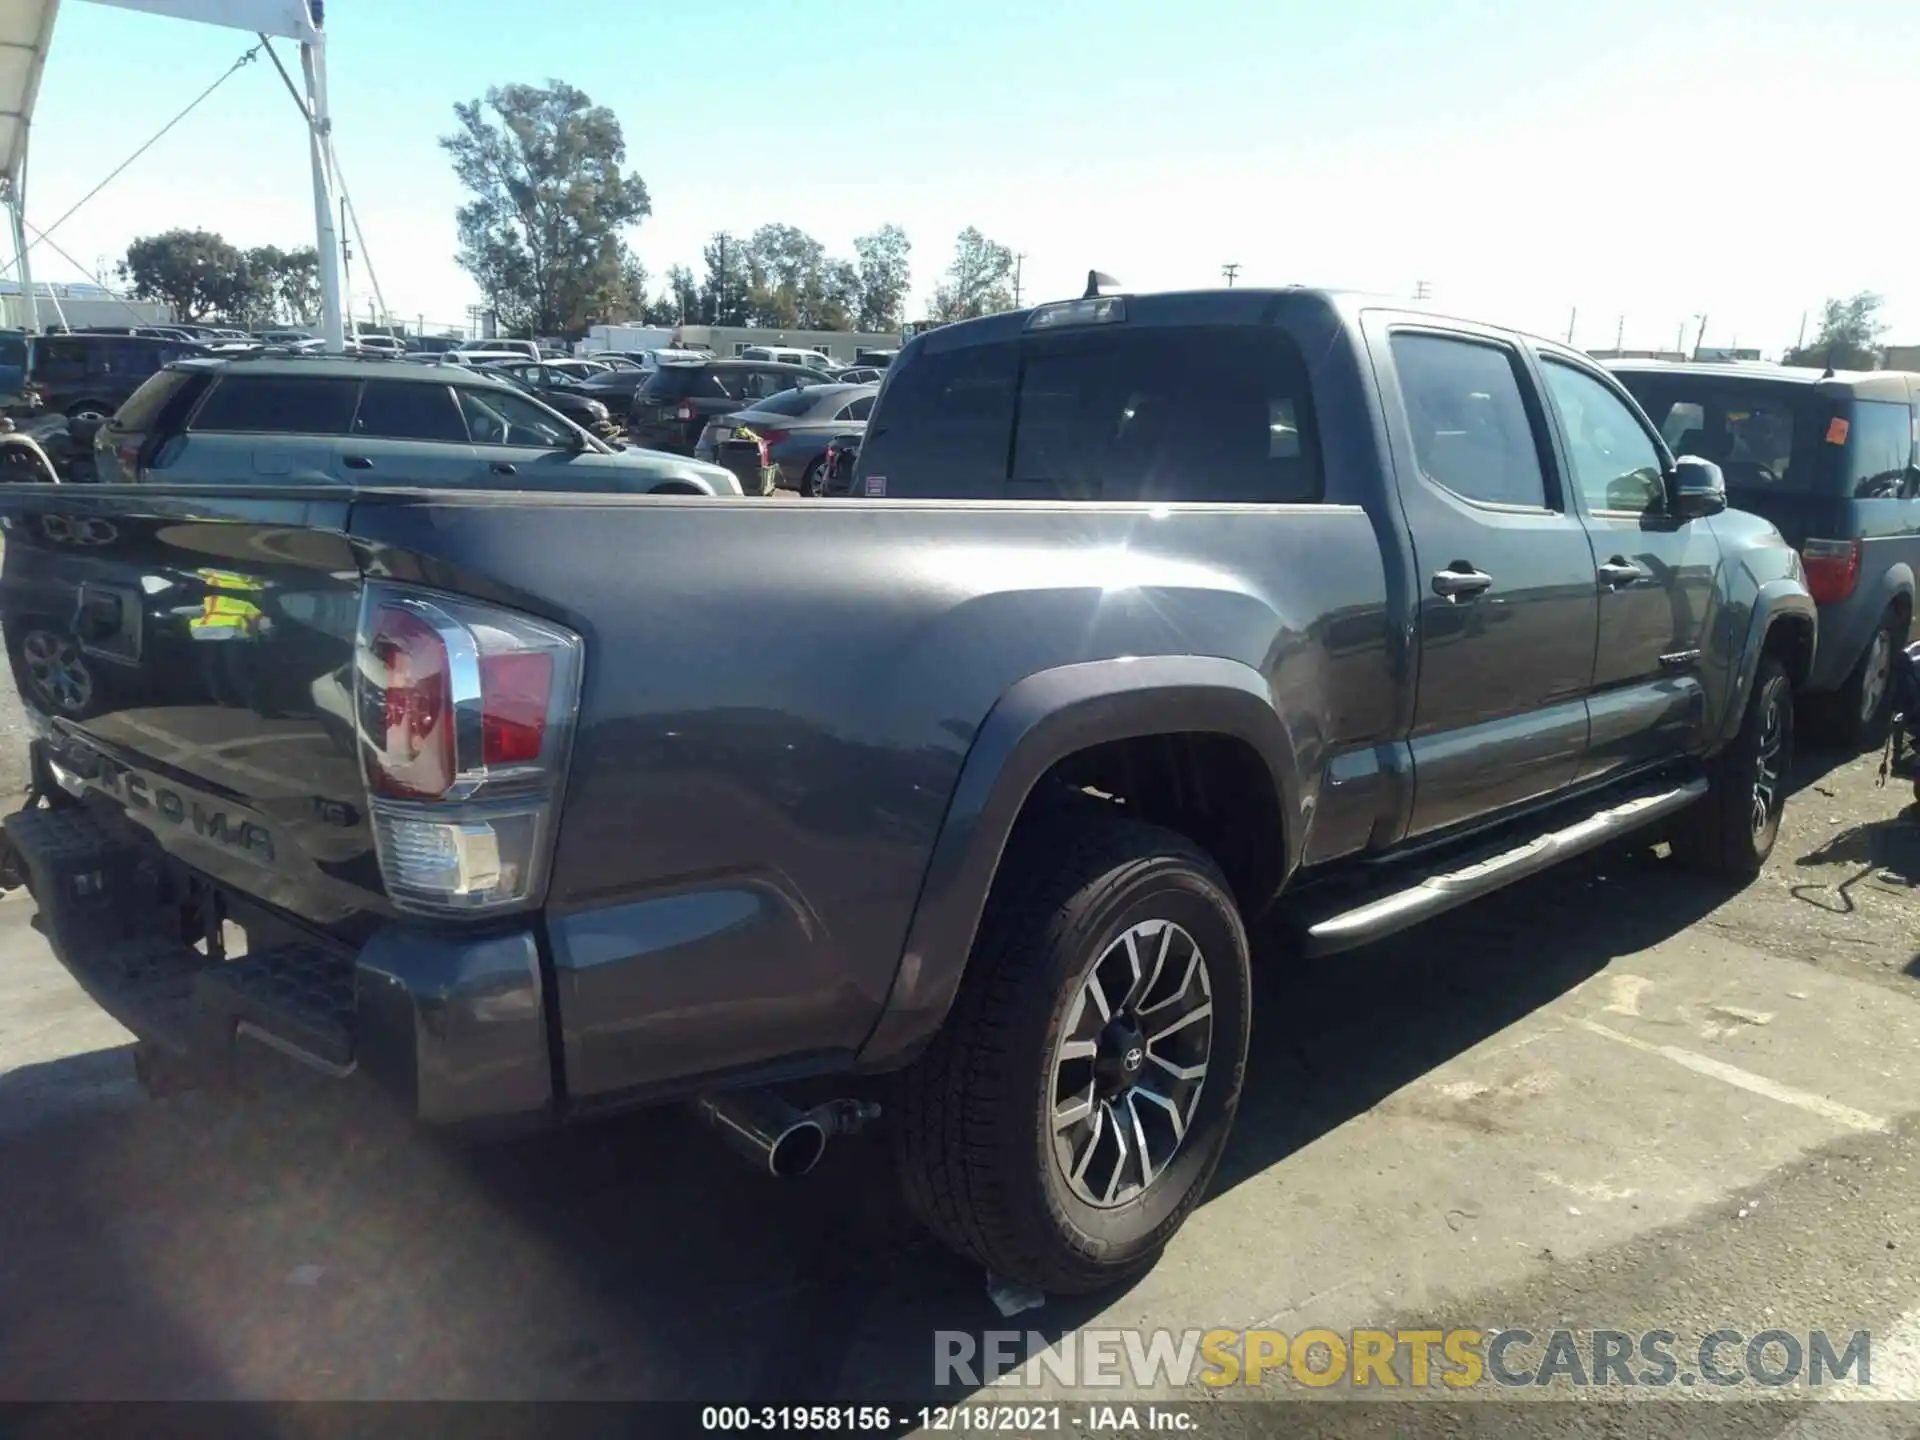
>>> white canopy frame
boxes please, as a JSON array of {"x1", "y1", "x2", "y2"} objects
[{"x1": 3, "y1": 0, "x2": 345, "y2": 347}]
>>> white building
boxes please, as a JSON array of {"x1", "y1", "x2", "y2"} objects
[{"x1": 0, "y1": 279, "x2": 173, "y2": 331}]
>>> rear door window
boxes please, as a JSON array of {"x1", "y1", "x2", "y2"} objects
[
  {"x1": 353, "y1": 380, "x2": 470, "y2": 443},
  {"x1": 838, "y1": 394, "x2": 875, "y2": 422},
  {"x1": 188, "y1": 375, "x2": 361, "y2": 434},
  {"x1": 1388, "y1": 332, "x2": 1548, "y2": 508},
  {"x1": 1846, "y1": 400, "x2": 1915, "y2": 499}
]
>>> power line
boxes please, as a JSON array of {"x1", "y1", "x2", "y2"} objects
[
  {"x1": 0, "y1": 43, "x2": 262, "y2": 272},
  {"x1": 20, "y1": 218, "x2": 153, "y2": 328}
]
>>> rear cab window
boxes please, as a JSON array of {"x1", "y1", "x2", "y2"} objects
[
  {"x1": 112, "y1": 368, "x2": 201, "y2": 434},
  {"x1": 188, "y1": 375, "x2": 361, "y2": 435},
  {"x1": 1614, "y1": 374, "x2": 1820, "y2": 495},
  {"x1": 861, "y1": 322, "x2": 1324, "y2": 503},
  {"x1": 642, "y1": 367, "x2": 730, "y2": 401}
]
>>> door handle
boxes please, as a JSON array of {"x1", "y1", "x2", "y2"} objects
[
  {"x1": 490, "y1": 461, "x2": 517, "y2": 475},
  {"x1": 342, "y1": 455, "x2": 373, "y2": 470},
  {"x1": 1431, "y1": 564, "x2": 1493, "y2": 601},
  {"x1": 1597, "y1": 558, "x2": 1647, "y2": 588}
]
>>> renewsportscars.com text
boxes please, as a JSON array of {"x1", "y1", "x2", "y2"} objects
[{"x1": 937, "y1": 1326, "x2": 1873, "y2": 1391}]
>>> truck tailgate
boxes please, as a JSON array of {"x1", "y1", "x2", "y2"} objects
[{"x1": 0, "y1": 486, "x2": 382, "y2": 940}]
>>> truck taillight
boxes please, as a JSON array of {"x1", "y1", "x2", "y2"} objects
[
  {"x1": 1801, "y1": 539, "x2": 1861, "y2": 605},
  {"x1": 356, "y1": 585, "x2": 582, "y2": 915}
]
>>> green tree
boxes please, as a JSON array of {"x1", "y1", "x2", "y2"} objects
[
  {"x1": 930, "y1": 227, "x2": 1014, "y2": 322},
  {"x1": 244, "y1": 244, "x2": 319, "y2": 325},
  {"x1": 440, "y1": 80, "x2": 653, "y2": 334},
  {"x1": 1786, "y1": 291, "x2": 1888, "y2": 369},
  {"x1": 119, "y1": 229, "x2": 258, "y2": 323},
  {"x1": 853, "y1": 224, "x2": 912, "y2": 331}
]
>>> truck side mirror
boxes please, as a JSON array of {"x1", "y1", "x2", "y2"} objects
[{"x1": 1668, "y1": 457, "x2": 1727, "y2": 520}]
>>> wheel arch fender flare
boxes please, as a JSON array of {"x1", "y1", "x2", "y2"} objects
[
  {"x1": 857, "y1": 654, "x2": 1303, "y2": 1067},
  {"x1": 1720, "y1": 579, "x2": 1817, "y2": 746}
]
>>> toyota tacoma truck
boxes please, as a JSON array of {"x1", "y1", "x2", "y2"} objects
[{"x1": 0, "y1": 287, "x2": 1815, "y2": 1295}]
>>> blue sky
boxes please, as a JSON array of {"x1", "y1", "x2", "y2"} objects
[{"x1": 19, "y1": 0, "x2": 1919, "y2": 352}]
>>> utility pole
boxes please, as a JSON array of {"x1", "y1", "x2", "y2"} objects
[
  {"x1": 1565, "y1": 307, "x2": 1577, "y2": 344},
  {"x1": 1693, "y1": 312, "x2": 1708, "y2": 358},
  {"x1": 1796, "y1": 310, "x2": 1808, "y2": 352},
  {"x1": 713, "y1": 231, "x2": 731, "y2": 326},
  {"x1": 1222, "y1": 262, "x2": 1241, "y2": 288},
  {"x1": 1413, "y1": 279, "x2": 1432, "y2": 302},
  {"x1": 1675, "y1": 320, "x2": 1686, "y2": 357},
  {"x1": 1614, "y1": 315, "x2": 1625, "y2": 354},
  {"x1": 1012, "y1": 253, "x2": 1027, "y2": 308}
]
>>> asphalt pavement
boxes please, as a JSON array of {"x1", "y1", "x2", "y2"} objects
[{"x1": 2, "y1": 669, "x2": 1919, "y2": 1435}]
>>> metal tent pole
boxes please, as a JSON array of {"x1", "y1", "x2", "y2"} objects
[{"x1": 299, "y1": 22, "x2": 344, "y2": 351}]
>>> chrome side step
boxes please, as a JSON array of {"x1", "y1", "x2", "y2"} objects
[{"x1": 1301, "y1": 777, "x2": 1708, "y2": 957}]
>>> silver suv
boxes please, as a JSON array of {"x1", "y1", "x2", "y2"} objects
[{"x1": 93, "y1": 355, "x2": 744, "y2": 494}]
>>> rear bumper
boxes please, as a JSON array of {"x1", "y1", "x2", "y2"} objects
[{"x1": 3, "y1": 800, "x2": 553, "y2": 1128}]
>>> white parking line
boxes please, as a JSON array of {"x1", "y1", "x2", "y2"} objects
[{"x1": 1575, "y1": 1019, "x2": 1890, "y2": 1134}]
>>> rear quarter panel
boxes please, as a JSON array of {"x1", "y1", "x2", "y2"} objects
[{"x1": 347, "y1": 494, "x2": 1392, "y2": 1102}]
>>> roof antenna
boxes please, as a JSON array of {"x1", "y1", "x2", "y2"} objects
[{"x1": 1084, "y1": 270, "x2": 1119, "y2": 299}]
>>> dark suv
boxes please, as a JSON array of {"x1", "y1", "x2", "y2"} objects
[
  {"x1": 1612, "y1": 361, "x2": 1920, "y2": 747},
  {"x1": 626, "y1": 358, "x2": 835, "y2": 454},
  {"x1": 30, "y1": 332, "x2": 207, "y2": 421},
  {"x1": 93, "y1": 355, "x2": 743, "y2": 494}
]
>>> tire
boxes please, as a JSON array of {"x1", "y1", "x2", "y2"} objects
[
  {"x1": 891, "y1": 811, "x2": 1252, "y2": 1295},
  {"x1": 1672, "y1": 654, "x2": 1793, "y2": 880},
  {"x1": 65, "y1": 400, "x2": 114, "y2": 424},
  {"x1": 1804, "y1": 605, "x2": 1904, "y2": 751},
  {"x1": 799, "y1": 459, "x2": 824, "y2": 498}
]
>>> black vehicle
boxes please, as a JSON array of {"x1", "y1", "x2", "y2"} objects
[
  {"x1": 0, "y1": 287, "x2": 1813, "y2": 1297},
  {"x1": 28, "y1": 332, "x2": 206, "y2": 421},
  {"x1": 821, "y1": 431, "x2": 862, "y2": 495},
  {"x1": 478, "y1": 361, "x2": 622, "y2": 441},
  {"x1": 626, "y1": 358, "x2": 835, "y2": 454},
  {"x1": 1612, "y1": 361, "x2": 1920, "y2": 749}
]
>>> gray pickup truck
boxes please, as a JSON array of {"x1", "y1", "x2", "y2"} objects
[{"x1": 0, "y1": 287, "x2": 1814, "y2": 1295}]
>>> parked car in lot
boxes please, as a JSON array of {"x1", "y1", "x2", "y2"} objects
[
  {"x1": 348, "y1": 334, "x2": 406, "y2": 358},
  {"x1": 694, "y1": 382, "x2": 877, "y2": 495},
  {"x1": 571, "y1": 349, "x2": 708, "y2": 409},
  {"x1": 0, "y1": 288, "x2": 1814, "y2": 1298},
  {"x1": 89, "y1": 355, "x2": 741, "y2": 495},
  {"x1": 28, "y1": 331, "x2": 208, "y2": 421},
  {"x1": 252, "y1": 329, "x2": 322, "y2": 352},
  {"x1": 478, "y1": 361, "x2": 623, "y2": 441},
  {"x1": 1612, "y1": 361, "x2": 1920, "y2": 749},
  {"x1": 739, "y1": 344, "x2": 839, "y2": 372},
  {"x1": 627, "y1": 358, "x2": 835, "y2": 454},
  {"x1": 455, "y1": 337, "x2": 540, "y2": 362},
  {"x1": 834, "y1": 366, "x2": 886, "y2": 385}
]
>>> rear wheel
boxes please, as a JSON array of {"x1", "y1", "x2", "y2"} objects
[
  {"x1": 1806, "y1": 605, "x2": 1906, "y2": 751},
  {"x1": 1672, "y1": 655, "x2": 1792, "y2": 880},
  {"x1": 800, "y1": 459, "x2": 825, "y2": 498},
  {"x1": 892, "y1": 812, "x2": 1251, "y2": 1295}
]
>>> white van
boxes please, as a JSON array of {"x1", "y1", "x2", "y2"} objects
[{"x1": 739, "y1": 345, "x2": 839, "y2": 372}]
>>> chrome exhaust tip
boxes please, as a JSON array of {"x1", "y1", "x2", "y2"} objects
[{"x1": 696, "y1": 1090, "x2": 829, "y2": 1178}]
